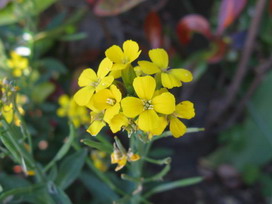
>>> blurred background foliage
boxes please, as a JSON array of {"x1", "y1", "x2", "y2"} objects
[{"x1": 0, "y1": 0, "x2": 272, "y2": 203}]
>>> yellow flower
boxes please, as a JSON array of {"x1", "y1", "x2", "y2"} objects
[
  {"x1": 91, "y1": 150, "x2": 108, "y2": 172},
  {"x1": 105, "y1": 40, "x2": 141, "y2": 71},
  {"x1": 1, "y1": 104, "x2": 14, "y2": 123},
  {"x1": 169, "y1": 101, "x2": 195, "y2": 138},
  {"x1": 87, "y1": 110, "x2": 106, "y2": 136},
  {"x1": 138, "y1": 48, "x2": 193, "y2": 89},
  {"x1": 90, "y1": 85, "x2": 122, "y2": 122},
  {"x1": 121, "y1": 76, "x2": 175, "y2": 132},
  {"x1": 74, "y1": 58, "x2": 114, "y2": 106},
  {"x1": 57, "y1": 94, "x2": 89, "y2": 127},
  {"x1": 107, "y1": 113, "x2": 129, "y2": 133},
  {"x1": 7, "y1": 51, "x2": 29, "y2": 77},
  {"x1": 111, "y1": 144, "x2": 140, "y2": 171}
]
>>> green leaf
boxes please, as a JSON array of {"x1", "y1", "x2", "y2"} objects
[
  {"x1": 0, "y1": 183, "x2": 44, "y2": 202},
  {"x1": 40, "y1": 58, "x2": 67, "y2": 74},
  {"x1": 55, "y1": 149, "x2": 87, "y2": 189},
  {"x1": 242, "y1": 164, "x2": 260, "y2": 185},
  {"x1": 80, "y1": 171, "x2": 119, "y2": 203},
  {"x1": 0, "y1": 0, "x2": 56, "y2": 26},
  {"x1": 44, "y1": 123, "x2": 76, "y2": 172},
  {"x1": 81, "y1": 139, "x2": 113, "y2": 153},
  {"x1": 207, "y1": 71, "x2": 272, "y2": 171},
  {"x1": 31, "y1": 82, "x2": 55, "y2": 103},
  {"x1": 144, "y1": 177, "x2": 203, "y2": 198},
  {"x1": 47, "y1": 182, "x2": 72, "y2": 204},
  {"x1": 60, "y1": 32, "x2": 87, "y2": 41}
]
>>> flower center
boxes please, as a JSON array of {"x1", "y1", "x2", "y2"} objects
[
  {"x1": 142, "y1": 99, "x2": 153, "y2": 110},
  {"x1": 106, "y1": 98, "x2": 116, "y2": 106},
  {"x1": 122, "y1": 57, "x2": 130, "y2": 64},
  {"x1": 91, "y1": 79, "x2": 101, "y2": 87}
]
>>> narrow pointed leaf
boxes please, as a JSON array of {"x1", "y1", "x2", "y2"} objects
[
  {"x1": 55, "y1": 149, "x2": 87, "y2": 189},
  {"x1": 144, "y1": 177, "x2": 203, "y2": 198}
]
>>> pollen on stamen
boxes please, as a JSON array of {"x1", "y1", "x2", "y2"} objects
[
  {"x1": 142, "y1": 99, "x2": 153, "y2": 110},
  {"x1": 106, "y1": 98, "x2": 116, "y2": 105}
]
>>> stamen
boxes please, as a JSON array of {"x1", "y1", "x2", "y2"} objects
[
  {"x1": 106, "y1": 98, "x2": 116, "y2": 105},
  {"x1": 142, "y1": 99, "x2": 153, "y2": 110}
]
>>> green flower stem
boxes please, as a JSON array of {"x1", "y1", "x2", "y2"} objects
[
  {"x1": 33, "y1": 7, "x2": 88, "y2": 42},
  {"x1": 142, "y1": 157, "x2": 171, "y2": 165},
  {"x1": 129, "y1": 133, "x2": 152, "y2": 204},
  {"x1": 71, "y1": 141, "x2": 126, "y2": 196},
  {"x1": 13, "y1": 99, "x2": 33, "y2": 154}
]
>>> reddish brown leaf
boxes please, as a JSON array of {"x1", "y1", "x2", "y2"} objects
[
  {"x1": 269, "y1": 0, "x2": 272, "y2": 16},
  {"x1": 216, "y1": 0, "x2": 247, "y2": 35},
  {"x1": 144, "y1": 11, "x2": 163, "y2": 48},
  {"x1": 86, "y1": 0, "x2": 97, "y2": 5},
  {"x1": 176, "y1": 14, "x2": 212, "y2": 45},
  {"x1": 93, "y1": 0, "x2": 145, "y2": 16},
  {"x1": 207, "y1": 38, "x2": 228, "y2": 63}
]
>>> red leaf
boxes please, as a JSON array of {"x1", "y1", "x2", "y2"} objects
[
  {"x1": 216, "y1": 0, "x2": 247, "y2": 35},
  {"x1": 144, "y1": 11, "x2": 163, "y2": 48},
  {"x1": 93, "y1": 0, "x2": 145, "y2": 16},
  {"x1": 176, "y1": 14, "x2": 212, "y2": 45},
  {"x1": 86, "y1": 0, "x2": 97, "y2": 5},
  {"x1": 207, "y1": 38, "x2": 228, "y2": 63}
]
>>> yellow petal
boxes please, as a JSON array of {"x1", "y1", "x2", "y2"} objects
[
  {"x1": 149, "y1": 116, "x2": 168, "y2": 137},
  {"x1": 115, "y1": 156, "x2": 127, "y2": 171},
  {"x1": 3, "y1": 108, "x2": 13, "y2": 123},
  {"x1": 134, "y1": 65, "x2": 144, "y2": 76},
  {"x1": 91, "y1": 89, "x2": 113, "y2": 110},
  {"x1": 128, "y1": 153, "x2": 140, "y2": 162},
  {"x1": 137, "y1": 109, "x2": 159, "y2": 132},
  {"x1": 170, "y1": 69, "x2": 193, "y2": 82},
  {"x1": 175, "y1": 101, "x2": 195, "y2": 119},
  {"x1": 133, "y1": 76, "x2": 155, "y2": 100},
  {"x1": 123, "y1": 40, "x2": 141, "y2": 63},
  {"x1": 111, "y1": 63, "x2": 128, "y2": 71},
  {"x1": 149, "y1": 48, "x2": 168, "y2": 70},
  {"x1": 104, "y1": 103, "x2": 120, "y2": 122},
  {"x1": 58, "y1": 95, "x2": 70, "y2": 106},
  {"x1": 169, "y1": 117, "x2": 187, "y2": 138},
  {"x1": 97, "y1": 58, "x2": 113, "y2": 78},
  {"x1": 57, "y1": 108, "x2": 66, "y2": 117},
  {"x1": 74, "y1": 86, "x2": 95, "y2": 106},
  {"x1": 105, "y1": 45, "x2": 124, "y2": 63},
  {"x1": 96, "y1": 76, "x2": 114, "y2": 91},
  {"x1": 138, "y1": 60, "x2": 160, "y2": 75},
  {"x1": 78, "y1": 68, "x2": 97, "y2": 87},
  {"x1": 152, "y1": 92, "x2": 175, "y2": 114},
  {"x1": 87, "y1": 120, "x2": 106, "y2": 136},
  {"x1": 110, "y1": 85, "x2": 122, "y2": 102},
  {"x1": 121, "y1": 97, "x2": 143, "y2": 118},
  {"x1": 108, "y1": 113, "x2": 129, "y2": 133},
  {"x1": 110, "y1": 70, "x2": 121, "y2": 79},
  {"x1": 161, "y1": 72, "x2": 181, "y2": 89}
]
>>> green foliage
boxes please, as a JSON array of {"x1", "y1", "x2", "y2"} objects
[{"x1": 55, "y1": 149, "x2": 87, "y2": 190}]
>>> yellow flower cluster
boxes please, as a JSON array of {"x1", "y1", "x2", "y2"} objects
[
  {"x1": 0, "y1": 79, "x2": 25, "y2": 126},
  {"x1": 7, "y1": 51, "x2": 29, "y2": 77},
  {"x1": 73, "y1": 40, "x2": 195, "y2": 138},
  {"x1": 57, "y1": 94, "x2": 89, "y2": 128},
  {"x1": 91, "y1": 150, "x2": 109, "y2": 172}
]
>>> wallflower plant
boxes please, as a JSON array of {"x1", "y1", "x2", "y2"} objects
[{"x1": 73, "y1": 40, "x2": 203, "y2": 203}]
